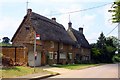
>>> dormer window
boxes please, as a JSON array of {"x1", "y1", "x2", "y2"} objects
[{"x1": 50, "y1": 41, "x2": 54, "y2": 48}]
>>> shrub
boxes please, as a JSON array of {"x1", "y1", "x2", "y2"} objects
[{"x1": 112, "y1": 55, "x2": 120, "y2": 62}]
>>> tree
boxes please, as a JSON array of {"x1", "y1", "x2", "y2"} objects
[
  {"x1": 106, "y1": 36, "x2": 118, "y2": 47},
  {"x1": 97, "y1": 32, "x2": 106, "y2": 49},
  {"x1": 2, "y1": 37, "x2": 10, "y2": 44},
  {"x1": 108, "y1": 0, "x2": 120, "y2": 23},
  {"x1": 91, "y1": 33, "x2": 117, "y2": 63}
]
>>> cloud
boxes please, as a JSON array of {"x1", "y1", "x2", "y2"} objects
[
  {"x1": 85, "y1": 32, "x2": 101, "y2": 43},
  {"x1": 0, "y1": 16, "x2": 21, "y2": 40}
]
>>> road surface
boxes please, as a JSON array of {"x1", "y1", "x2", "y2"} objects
[{"x1": 43, "y1": 64, "x2": 119, "y2": 79}]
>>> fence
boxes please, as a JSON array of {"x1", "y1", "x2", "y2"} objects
[{"x1": 1, "y1": 46, "x2": 28, "y2": 66}]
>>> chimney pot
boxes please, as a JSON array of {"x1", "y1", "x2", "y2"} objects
[
  {"x1": 27, "y1": 9, "x2": 32, "y2": 15},
  {"x1": 52, "y1": 17, "x2": 56, "y2": 22},
  {"x1": 68, "y1": 22, "x2": 72, "y2": 28},
  {"x1": 79, "y1": 27, "x2": 83, "y2": 34}
]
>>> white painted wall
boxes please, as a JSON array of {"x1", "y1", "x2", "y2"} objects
[{"x1": 28, "y1": 51, "x2": 41, "y2": 66}]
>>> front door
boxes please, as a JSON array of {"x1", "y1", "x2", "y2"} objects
[{"x1": 28, "y1": 51, "x2": 41, "y2": 66}]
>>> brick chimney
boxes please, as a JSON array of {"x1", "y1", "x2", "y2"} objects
[
  {"x1": 27, "y1": 9, "x2": 32, "y2": 15},
  {"x1": 52, "y1": 17, "x2": 56, "y2": 22},
  {"x1": 68, "y1": 21, "x2": 72, "y2": 28},
  {"x1": 79, "y1": 27, "x2": 83, "y2": 34}
]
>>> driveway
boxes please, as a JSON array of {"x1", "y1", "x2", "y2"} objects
[{"x1": 42, "y1": 64, "x2": 119, "y2": 78}]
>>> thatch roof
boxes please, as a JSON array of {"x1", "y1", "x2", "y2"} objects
[
  {"x1": 30, "y1": 12, "x2": 74, "y2": 44},
  {"x1": 11, "y1": 10, "x2": 74, "y2": 45},
  {"x1": 70, "y1": 28, "x2": 90, "y2": 48}
]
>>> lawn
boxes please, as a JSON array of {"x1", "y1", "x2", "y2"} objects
[
  {"x1": 0, "y1": 66, "x2": 50, "y2": 78},
  {"x1": 51, "y1": 64, "x2": 101, "y2": 70}
]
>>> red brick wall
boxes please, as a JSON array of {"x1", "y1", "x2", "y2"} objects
[{"x1": 1, "y1": 47, "x2": 28, "y2": 66}]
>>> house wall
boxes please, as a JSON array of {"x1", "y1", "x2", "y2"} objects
[
  {"x1": 12, "y1": 17, "x2": 35, "y2": 47},
  {"x1": 75, "y1": 47, "x2": 90, "y2": 61},
  {"x1": 67, "y1": 28, "x2": 77, "y2": 42},
  {"x1": 81, "y1": 48, "x2": 91, "y2": 61},
  {"x1": 41, "y1": 41, "x2": 74, "y2": 65}
]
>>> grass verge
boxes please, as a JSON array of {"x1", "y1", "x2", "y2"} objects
[
  {"x1": 0, "y1": 66, "x2": 51, "y2": 78},
  {"x1": 51, "y1": 64, "x2": 102, "y2": 70}
]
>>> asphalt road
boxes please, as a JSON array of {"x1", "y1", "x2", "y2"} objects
[{"x1": 42, "y1": 64, "x2": 119, "y2": 79}]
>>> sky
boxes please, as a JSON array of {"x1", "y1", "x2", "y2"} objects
[{"x1": 0, "y1": 0, "x2": 118, "y2": 43}]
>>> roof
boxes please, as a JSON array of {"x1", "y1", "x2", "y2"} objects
[
  {"x1": 12, "y1": 11, "x2": 74, "y2": 45},
  {"x1": 70, "y1": 28, "x2": 91, "y2": 48}
]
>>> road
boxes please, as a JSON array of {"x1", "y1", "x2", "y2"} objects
[{"x1": 42, "y1": 64, "x2": 119, "y2": 79}]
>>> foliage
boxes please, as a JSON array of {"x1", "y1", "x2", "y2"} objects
[
  {"x1": 0, "y1": 37, "x2": 12, "y2": 46},
  {"x1": 97, "y1": 32, "x2": 106, "y2": 49},
  {"x1": 91, "y1": 33, "x2": 117, "y2": 63},
  {"x1": 0, "y1": 43, "x2": 12, "y2": 46},
  {"x1": 112, "y1": 54, "x2": 120, "y2": 62},
  {"x1": 91, "y1": 48, "x2": 101, "y2": 63},
  {"x1": 2, "y1": 37, "x2": 10, "y2": 44},
  {"x1": 108, "y1": 0, "x2": 120, "y2": 23}
]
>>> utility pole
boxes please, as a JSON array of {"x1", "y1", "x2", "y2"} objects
[
  {"x1": 34, "y1": 32, "x2": 36, "y2": 72},
  {"x1": 118, "y1": 23, "x2": 120, "y2": 54}
]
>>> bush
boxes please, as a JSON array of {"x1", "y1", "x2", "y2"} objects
[{"x1": 112, "y1": 55, "x2": 120, "y2": 62}]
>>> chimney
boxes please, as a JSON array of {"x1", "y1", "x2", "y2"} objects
[
  {"x1": 68, "y1": 21, "x2": 72, "y2": 28},
  {"x1": 52, "y1": 17, "x2": 56, "y2": 22},
  {"x1": 79, "y1": 27, "x2": 83, "y2": 34},
  {"x1": 27, "y1": 9, "x2": 32, "y2": 15}
]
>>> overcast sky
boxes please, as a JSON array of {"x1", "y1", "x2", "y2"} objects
[{"x1": 0, "y1": 0, "x2": 118, "y2": 43}]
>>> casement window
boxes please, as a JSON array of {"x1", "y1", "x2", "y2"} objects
[
  {"x1": 49, "y1": 52, "x2": 53, "y2": 59},
  {"x1": 50, "y1": 41, "x2": 54, "y2": 48},
  {"x1": 60, "y1": 53, "x2": 66, "y2": 59},
  {"x1": 60, "y1": 43, "x2": 63, "y2": 49},
  {"x1": 54, "y1": 52, "x2": 57, "y2": 59},
  {"x1": 69, "y1": 53, "x2": 72, "y2": 59}
]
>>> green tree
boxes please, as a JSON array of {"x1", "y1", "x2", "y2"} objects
[
  {"x1": 2, "y1": 37, "x2": 10, "y2": 44},
  {"x1": 97, "y1": 32, "x2": 106, "y2": 49},
  {"x1": 108, "y1": 0, "x2": 120, "y2": 23},
  {"x1": 0, "y1": 37, "x2": 11, "y2": 46},
  {"x1": 91, "y1": 33, "x2": 117, "y2": 63}
]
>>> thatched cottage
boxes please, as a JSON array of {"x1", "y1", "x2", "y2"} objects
[
  {"x1": 11, "y1": 9, "x2": 75, "y2": 66},
  {"x1": 11, "y1": 9, "x2": 90, "y2": 66},
  {"x1": 67, "y1": 22, "x2": 91, "y2": 63}
]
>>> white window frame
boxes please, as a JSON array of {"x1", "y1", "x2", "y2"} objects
[
  {"x1": 60, "y1": 43, "x2": 63, "y2": 49},
  {"x1": 54, "y1": 52, "x2": 57, "y2": 59},
  {"x1": 60, "y1": 53, "x2": 66, "y2": 59},
  {"x1": 49, "y1": 52, "x2": 53, "y2": 59},
  {"x1": 50, "y1": 41, "x2": 54, "y2": 48},
  {"x1": 69, "y1": 53, "x2": 72, "y2": 59}
]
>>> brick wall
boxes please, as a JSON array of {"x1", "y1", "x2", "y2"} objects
[{"x1": 1, "y1": 46, "x2": 28, "y2": 66}]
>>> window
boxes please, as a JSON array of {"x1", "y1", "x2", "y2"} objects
[
  {"x1": 50, "y1": 41, "x2": 54, "y2": 48},
  {"x1": 69, "y1": 53, "x2": 72, "y2": 59},
  {"x1": 60, "y1": 43, "x2": 63, "y2": 49},
  {"x1": 60, "y1": 53, "x2": 66, "y2": 59},
  {"x1": 49, "y1": 52, "x2": 53, "y2": 59},
  {"x1": 54, "y1": 52, "x2": 57, "y2": 59}
]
